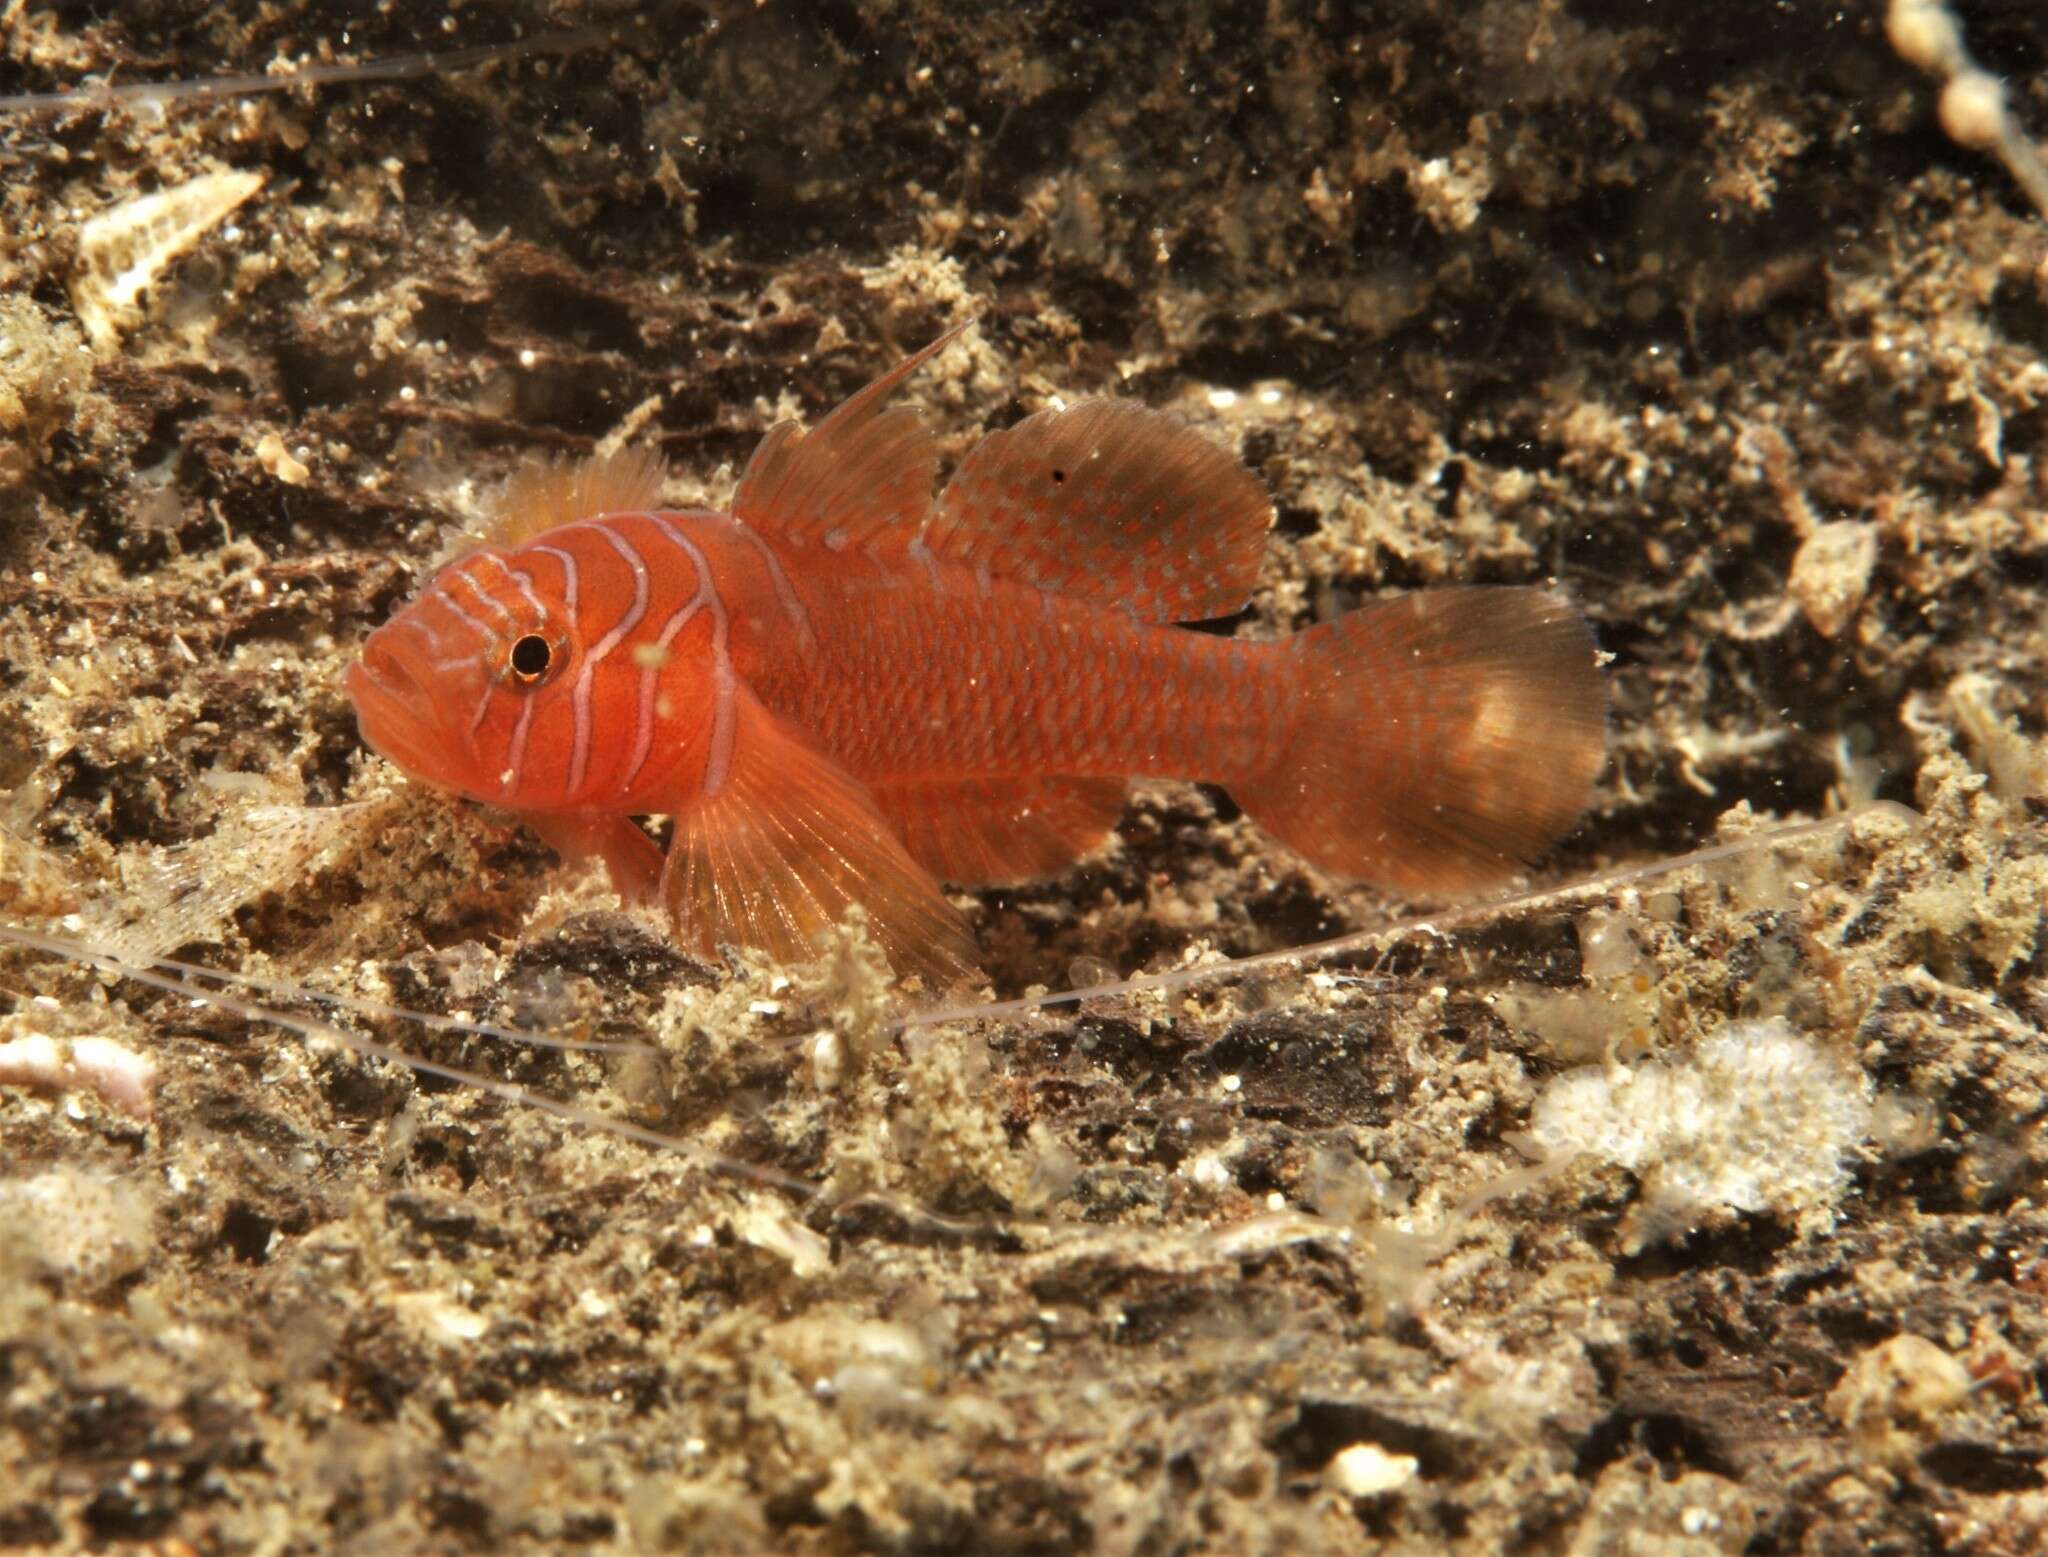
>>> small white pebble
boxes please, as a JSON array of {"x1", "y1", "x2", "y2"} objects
[
  {"x1": 1327, "y1": 1442, "x2": 1419, "y2": 1498},
  {"x1": 808, "y1": 1030, "x2": 844, "y2": 1092},
  {"x1": 736, "y1": 1196, "x2": 829, "y2": 1278},
  {"x1": 391, "y1": 1291, "x2": 488, "y2": 1344},
  {"x1": 255, "y1": 430, "x2": 309, "y2": 485},
  {"x1": 1939, "y1": 70, "x2": 2007, "y2": 150}
]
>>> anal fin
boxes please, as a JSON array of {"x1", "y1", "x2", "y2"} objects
[
  {"x1": 659, "y1": 690, "x2": 977, "y2": 986},
  {"x1": 871, "y1": 776, "x2": 1125, "y2": 887}
]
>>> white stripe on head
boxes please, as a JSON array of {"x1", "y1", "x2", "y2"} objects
[
  {"x1": 501, "y1": 688, "x2": 536, "y2": 798},
  {"x1": 559, "y1": 523, "x2": 651, "y2": 797},
  {"x1": 443, "y1": 564, "x2": 518, "y2": 630},
  {"x1": 475, "y1": 550, "x2": 552, "y2": 625},
  {"x1": 430, "y1": 578, "x2": 497, "y2": 642},
  {"x1": 646, "y1": 515, "x2": 735, "y2": 798},
  {"x1": 533, "y1": 545, "x2": 580, "y2": 615}
]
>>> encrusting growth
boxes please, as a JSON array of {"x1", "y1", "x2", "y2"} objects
[{"x1": 346, "y1": 327, "x2": 1607, "y2": 981}]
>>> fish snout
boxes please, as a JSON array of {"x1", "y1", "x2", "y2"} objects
[
  {"x1": 352, "y1": 633, "x2": 424, "y2": 702},
  {"x1": 345, "y1": 628, "x2": 471, "y2": 785}
]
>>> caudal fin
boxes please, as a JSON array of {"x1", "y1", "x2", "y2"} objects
[{"x1": 1235, "y1": 586, "x2": 1606, "y2": 895}]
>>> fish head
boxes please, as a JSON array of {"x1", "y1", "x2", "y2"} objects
[{"x1": 345, "y1": 545, "x2": 581, "y2": 807}]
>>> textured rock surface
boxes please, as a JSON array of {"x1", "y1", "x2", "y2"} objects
[{"x1": 3, "y1": 2, "x2": 2046, "y2": 1550}]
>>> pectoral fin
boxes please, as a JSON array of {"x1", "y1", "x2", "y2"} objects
[{"x1": 658, "y1": 690, "x2": 977, "y2": 986}]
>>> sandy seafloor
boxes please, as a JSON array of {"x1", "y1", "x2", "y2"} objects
[{"x1": 3, "y1": 1, "x2": 2047, "y2": 1551}]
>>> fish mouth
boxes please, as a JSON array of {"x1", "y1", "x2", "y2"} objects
[{"x1": 344, "y1": 641, "x2": 454, "y2": 783}]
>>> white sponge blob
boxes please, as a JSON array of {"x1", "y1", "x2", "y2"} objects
[
  {"x1": 0, "y1": 1167, "x2": 155, "y2": 1286},
  {"x1": 1530, "y1": 1020, "x2": 1873, "y2": 1245}
]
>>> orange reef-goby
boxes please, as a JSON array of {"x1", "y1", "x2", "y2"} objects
[{"x1": 345, "y1": 326, "x2": 1607, "y2": 984}]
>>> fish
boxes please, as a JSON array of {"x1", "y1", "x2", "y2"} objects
[{"x1": 344, "y1": 326, "x2": 1607, "y2": 985}]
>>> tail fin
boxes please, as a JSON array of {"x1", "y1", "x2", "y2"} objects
[{"x1": 1236, "y1": 586, "x2": 1606, "y2": 896}]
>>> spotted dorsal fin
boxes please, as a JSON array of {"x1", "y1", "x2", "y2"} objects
[
  {"x1": 488, "y1": 446, "x2": 670, "y2": 546},
  {"x1": 729, "y1": 324, "x2": 968, "y2": 551},
  {"x1": 922, "y1": 399, "x2": 1274, "y2": 622}
]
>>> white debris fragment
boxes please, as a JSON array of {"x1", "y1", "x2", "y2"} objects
[
  {"x1": 1327, "y1": 1442, "x2": 1420, "y2": 1498},
  {"x1": 1576, "y1": 906, "x2": 1645, "y2": 982},
  {"x1": 766, "y1": 1313, "x2": 932, "y2": 1380},
  {"x1": 1786, "y1": 520, "x2": 1878, "y2": 639},
  {"x1": 1529, "y1": 1019, "x2": 1873, "y2": 1246},
  {"x1": 1827, "y1": 1333, "x2": 1972, "y2": 1464},
  {"x1": 70, "y1": 169, "x2": 266, "y2": 348},
  {"x1": 806, "y1": 1028, "x2": 846, "y2": 1092},
  {"x1": 390, "y1": 1291, "x2": 490, "y2": 1345},
  {"x1": 736, "y1": 1195, "x2": 831, "y2": 1278},
  {"x1": 0, "y1": 1032, "x2": 158, "y2": 1119},
  {"x1": 255, "y1": 431, "x2": 311, "y2": 486}
]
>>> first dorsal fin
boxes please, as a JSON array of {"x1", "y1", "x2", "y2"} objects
[
  {"x1": 488, "y1": 446, "x2": 670, "y2": 545},
  {"x1": 923, "y1": 399, "x2": 1273, "y2": 622},
  {"x1": 729, "y1": 324, "x2": 968, "y2": 550}
]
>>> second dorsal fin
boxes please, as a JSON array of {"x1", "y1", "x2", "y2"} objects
[{"x1": 924, "y1": 398, "x2": 1273, "y2": 622}]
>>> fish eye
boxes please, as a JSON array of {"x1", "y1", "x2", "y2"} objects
[{"x1": 509, "y1": 634, "x2": 554, "y2": 683}]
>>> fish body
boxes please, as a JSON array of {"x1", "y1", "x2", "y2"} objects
[{"x1": 346, "y1": 329, "x2": 1607, "y2": 982}]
